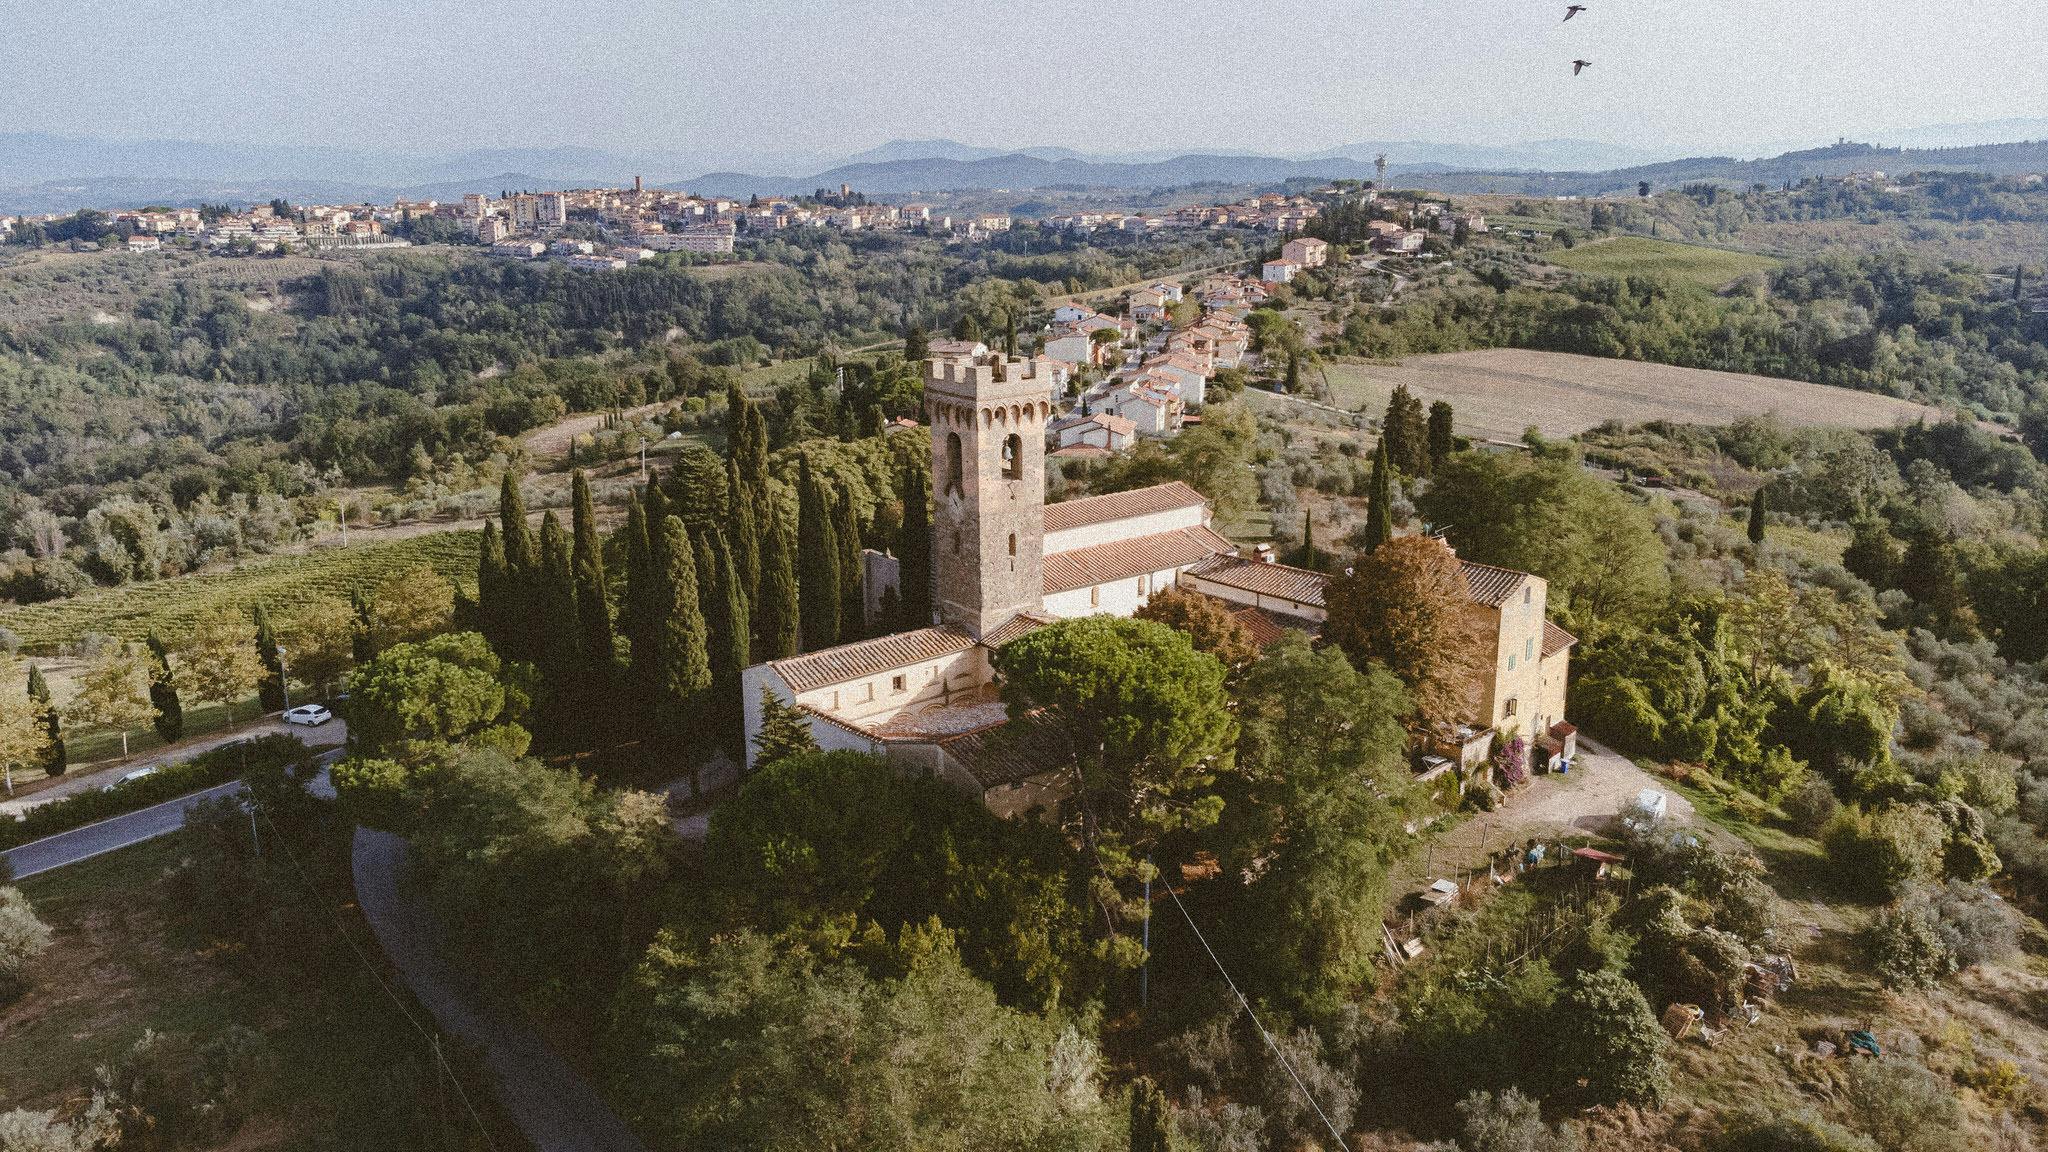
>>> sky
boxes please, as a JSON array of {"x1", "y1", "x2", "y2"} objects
[{"x1": 4, "y1": 0, "x2": 2048, "y2": 168}]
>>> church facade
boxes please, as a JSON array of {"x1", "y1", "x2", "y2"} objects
[{"x1": 739, "y1": 353, "x2": 1575, "y2": 815}]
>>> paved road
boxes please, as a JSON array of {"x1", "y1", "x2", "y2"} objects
[
  {"x1": 2, "y1": 749, "x2": 343, "y2": 879},
  {"x1": 2, "y1": 717, "x2": 347, "y2": 818},
  {"x1": 352, "y1": 828, "x2": 650, "y2": 1152}
]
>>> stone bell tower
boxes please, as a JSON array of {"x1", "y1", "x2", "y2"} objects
[{"x1": 925, "y1": 354, "x2": 1055, "y2": 638}]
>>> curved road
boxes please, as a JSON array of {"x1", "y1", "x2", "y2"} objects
[{"x1": 3, "y1": 778, "x2": 250, "y2": 879}]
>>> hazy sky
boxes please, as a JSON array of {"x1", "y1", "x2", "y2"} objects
[{"x1": 5, "y1": 0, "x2": 2047, "y2": 165}]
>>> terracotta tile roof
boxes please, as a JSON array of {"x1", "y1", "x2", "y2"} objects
[
  {"x1": 1187, "y1": 555, "x2": 1329, "y2": 608},
  {"x1": 981, "y1": 612, "x2": 1057, "y2": 649},
  {"x1": 1542, "y1": 619, "x2": 1579, "y2": 659},
  {"x1": 1460, "y1": 560, "x2": 1530, "y2": 608},
  {"x1": 769, "y1": 625, "x2": 976, "y2": 693},
  {"x1": 1229, "y1": 603, "x2": 1308, "y2": 647},
  {"x1": 1042, "y1": 481, "x2": 1208, "y2": 533},
  {"x1": 942, "y1": 708, "x2": 1073, "y2": 789},
  {"x1": 1042, "y1": 525, "x2": 1235, "y2": 595}
]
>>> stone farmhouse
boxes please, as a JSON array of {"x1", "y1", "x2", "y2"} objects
[{"x1": 740, "y1": 353, "x2": 1576, "y2": 816}]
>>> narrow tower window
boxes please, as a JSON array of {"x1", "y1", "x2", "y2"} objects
[
  {"x1": 946, "y1": 432, "x2": 963, "y2": 494},
  {"x1": 1001, "y1": 433, "x2": 1022, "y2": 479}
]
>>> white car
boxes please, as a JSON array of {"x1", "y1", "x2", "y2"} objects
[
  {"x1": 282, "y1": 704, "x2": 333, "y2": 727},
  {"x1": 105, "y1": 766, "x2": 157, "y2": 791}
]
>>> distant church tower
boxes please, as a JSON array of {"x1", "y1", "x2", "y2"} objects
[{"x1": 926, "y1": 355, "x2": 1055, "y2": 638}]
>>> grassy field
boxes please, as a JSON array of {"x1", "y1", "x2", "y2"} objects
[
  {"x1": 0, "y1": 530, "x2": 478, "y2": 654},
  {"x1": 1314, "y1": 350, "x2": 1940, "y2": 445},
  {"x1": 1546, "y1": 235, "x2": 1781, "y2": 290}
]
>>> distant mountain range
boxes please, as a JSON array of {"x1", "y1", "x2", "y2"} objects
[{"x1": 3, "y1": 125, "x2": 2046, "y2": 214}]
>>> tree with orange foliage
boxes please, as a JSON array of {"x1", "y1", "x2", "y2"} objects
[
  {"x1": 1135, "y1": 586, "x2": 1262, "y2": 672},
  {"x1": 1322, "y1": 535, "x2": 1488, "y2": 735}
]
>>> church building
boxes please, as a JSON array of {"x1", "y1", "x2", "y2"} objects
[{"x1": 739, "y1": 353, "x2": 1575, "y2": 816}]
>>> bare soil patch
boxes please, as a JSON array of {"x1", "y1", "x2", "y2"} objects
[{"x1": 1324, "y1": 350, "x2": 1940, "y2": 443}]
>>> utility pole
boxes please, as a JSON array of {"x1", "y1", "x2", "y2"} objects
[
  {"x1": 1141, "y1": 857, "x2": 1153, "y2": 1008},
  {"x1": 276, "y1": 645, "x2": 289, "y2": 712}
]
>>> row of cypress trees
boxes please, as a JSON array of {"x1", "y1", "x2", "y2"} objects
[{"x1": 474, "y1": 381, "x2": 935, "y2": 762}]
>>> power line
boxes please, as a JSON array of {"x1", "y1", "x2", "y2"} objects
[{"x1": 1159, "y1": 877, "x2": 1353, "y2": 1152}]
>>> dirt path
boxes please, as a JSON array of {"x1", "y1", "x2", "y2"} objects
[
  {"x1": 521, "y1": 400, "x2": 672, "y2": 461},
  {"x1": 1386, "y1": 739, "x2": 1697, "y2": 906}
]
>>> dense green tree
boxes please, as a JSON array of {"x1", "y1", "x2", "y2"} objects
[
  {"x1": 903, "y1": 322, "x2": 930, "y2": 364},
  {"x1": 798, "y1": 457, "x2": 843, "y2": 651},
  {"x1": 1747, "y1": 486, "x2": 1769, "y2": 547},
  {"x1": 752, "y1": 688, "x2": 819, "y2": 770},
  {"x1": 1426, "y1": 402, "x2": 1456, "y2": 474},
  {"x1": 697, "y1": 530, "x2": 751, "y2": 754},
  {"x1": 178, "y1": 607, "x2": 265, "y2": 722},
  {"x1": 611, "y1": 927, "x2": 1114, "y2": 1152},
  {"x1": 726, "y1": 456, "x2": 761, "y2": 606},
  {"x1": 570, "y1": 470, "x2": 616, "y2": 690},
  {"x1": 1381, "y1": 383, "x2": 1430, "y2": 476},
  {"x1": 145, "y1": 632, "x2": 184, "y2": 743},
  {"x1": 1900, "y1": 523, "x2": 1971, "y2": 632},
  {"x1": 1133, "y1": 585, "x2": 1261, "y2": 671},
  {"x1": 498, "y1": 473, "x2": 539, "y2": 661},
  {"x1": 477, "y1": 519, "x2": 509, "y2": 653},
  {"x1": 996, "y1": 617, "x2": 1235, "y2": 936},
  {"x1": 1556, "y1": 968, "x2": 1668, "y2": 1106},
  {"x1": 833, "y1": 484, "x2": 865, "y2": 640},
  {"x1": 252, "y1": 604, "x2": 287, "y2": 712},
  {"x1": 1841, "y1": 515, "x2": 1901, "y2": 590},
  {"x1": 340, "y1": 631, "x2": 525, "y2": 768},
  {"x1": 1362, "y1": 437, "x2": 1393, "y2": 553},
  {"x1": 653, "y1": 516, "x2": 712, "y2": 764},
  {"x1": 535, "y1": 511, "x2": 581, "y2": 740},
  {"x1": 670, "y1": 444, "x2": 732, "y2": 532},
  {"x1": 1128, "y1": 1078, "x2": 1171, "y2": 1152},
  {"x1": 1419, "y1": 452, "x2": 1670, "y2": 630},
  {"x1": 755, "y1": 502, "x2": 802, "y2": 661},
  {"x1": 897, "y1": 462, "x2": 933, "y2": 628},
  {"x1": 1217, "y1": 637, "x2": 1413, "y2": 1011},
  {"x1": 24, "y1": 664, "x2": 62, "y2": 777}
]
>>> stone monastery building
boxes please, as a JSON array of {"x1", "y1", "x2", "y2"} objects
[{"x1": 741, "y1": 353, "x2": 1575, "y2": 816}]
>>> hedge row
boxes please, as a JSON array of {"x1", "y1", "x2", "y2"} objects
[{"x1": 1, "y1": 733, "x2": 312, "y2": 850}]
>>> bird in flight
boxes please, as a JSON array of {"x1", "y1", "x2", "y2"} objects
[
  {"x1": 1564, "y1": 4, "x2": 1587, "y2": 19},
  {"x1": 1572, "y1": 59, "x2": 1593, "y2": 75}
]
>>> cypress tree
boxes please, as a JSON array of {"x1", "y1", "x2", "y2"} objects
[
  {"x1": 253, "y1": 603, "x2": 286, "y2": 712},
  {"x1": 622, "y1": 493, "x2": 664, "y2": 712},
  {"x1": 1901, "y1": 524, "x2": 1969, "y2": 630},
  {"x1": 1363, "y1": 437, "x2": 1393, "y2": 553},
  {"x1": 898, "y1": 463, "x2": 933, "y2": 627},
  {"x1": 27, "y1": 664, "x2": 63, "y2": 777},
  {"x1": 643, "y1": 471, "x2": 671, "y2": 534},
  {"x1": 861, "y1": 403, "x2": 886, "y2": 440},
  {"x1": 833, "y1": 484, "x2": 864, "y2": 640},
  {"x1": 903, "y1": 322, "x2": 930, "y2": 364},
  {"x1": 498, "y1": 472, "x2": 538, "y2": 660},
  {"x1": 1301, "y1": 511, "x2": 1316, "y2": 569},
  {"x1": 797, "y1": 457, "x2": 841, "y2": 650},
  {"x1": 653, "y1": 515, "x2": 712, "y2": 771},
  {"x1": 1747, "y1": 486, "x2": 1769, "y2": 546},
  {"x1": 570, "y1": 470, "x2": 615, "y2": 686},
  {"x1": 477, "y1": 519, "x2": 508, "y2": 653},
  {"x1": 1381, "y1": 384, "x2": 1429, "y2": 476},
  {"x1": 670, "y1": 444, "x2": 731, "y2": 532},
  {"x1": 702, "y1": 530, "x2": 752, "y2": 753},
  {"x1": 538, "y1": 511, "x2": 580, "y2": 685},
  {"x1": 756, "y1": 502, "x2": 802, "y2": 661},
  {"x1": 1427, "y1": 399, "x2": 1456, "y2": 473},
  {"x1": 753, "y1": 686, "x2": 820, "y2": 770},
  {"x1": 727, "y1": 456, "x2": 761, "y2": 606},
  {"x1": 1842, "y1": 515, "x2": 1901, "y2": 590},
  {"x1": 145, "y1": 632, "x2": 184, "y2": 744}
]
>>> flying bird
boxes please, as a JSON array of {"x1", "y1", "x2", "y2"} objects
[
  {"x1": 1572, "y1": 59, "x2": 1593, "y2": 75},
  {"x1": 1564, "y1": 5, "x2": 1587, "y2": 19}
]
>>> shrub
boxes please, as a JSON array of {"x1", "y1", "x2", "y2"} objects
[
  {"x1": 1455, "y1": 1087, "x2": 1581, "y2": 1152},
  {"x1": 1842, "y1": 1058, "x2": 1966, "y2": 1152},
  {"x1": 1821, "y1": 805, "x2": 1945, "y2": 899},
  {"x1": 0, "y1": 733, "x2": 310, "y2": 850},
  {"x1": 1713, "y1": 1108, "x2": 1877, "y2": 1152},
  {"x1": 1869, "y1": 899, "x2": 1950, "y2": 990},
  {"x1": 1783, "y1": 775, "x2": 1841, "y2": 836},
  {"x1": 1554, "y1": 969, "x2": 1668, "y2": 1107},
  {"x1": 0, "y1": 887, "x2": 53, "y2": 1001},
  {"x1": 98, "y1": 1026, "x2": 272, "y2": 1149},
  {"x1": 0, "y1": 1102, "x2": 119, "y2": 1152}
]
